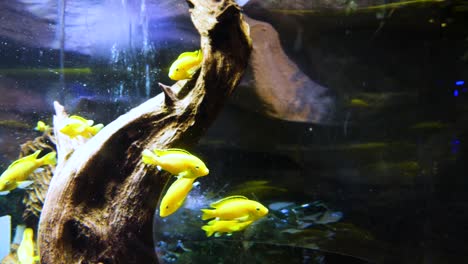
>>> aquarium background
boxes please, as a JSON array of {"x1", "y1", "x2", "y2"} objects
[{"x1": 1, "y1": 0, "x2": 468, "y2": 263}]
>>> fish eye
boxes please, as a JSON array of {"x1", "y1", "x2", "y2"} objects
[
  {"x1": 256, "y1": 208, "x2": 260, "y2": 211},
  {"x1": 166, "y1": 205, "x2": 169, "y2": 209},
  {"x1": 195, "y1": 166, "x2": 199, "y2": 170}
]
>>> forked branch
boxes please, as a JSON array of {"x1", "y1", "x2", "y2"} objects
[{"x1": 38, "y1": 0, "x2": 251, "y2": 263}]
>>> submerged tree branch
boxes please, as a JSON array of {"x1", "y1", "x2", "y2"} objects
[{"x1": 38, "y1": 0, "x2": 251, "y2": 263}]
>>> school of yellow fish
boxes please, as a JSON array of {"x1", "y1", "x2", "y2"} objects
[
  {"x1": 0, "y1": 148, "x2": 54, "y2": 262},
  {"x1": 201, "y1": 195, "x2": 269, "y2": 237},
  {"x1": 0, "y1": 115, "x2": 106, "y2": 262},
  {"x1": 142, "y1": 147, "x2": 269, "y2": 237},
  {"x1": 0, "y1": 49, "x2": 262, "y2": 264},
  {"x1": 142, "y1": 148, "x2": 210, "y2": 217}
]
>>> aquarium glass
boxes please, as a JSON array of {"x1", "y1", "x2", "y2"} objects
[{"x1": 0, "y1": 0, "x2": 467, "y2": 263}]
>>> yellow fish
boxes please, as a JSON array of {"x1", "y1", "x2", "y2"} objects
[
  {"x1": 0, "y1": 150, "x2": 56, "y2": 195},
  {"x1": 142, "y1": 148, "x2": 209, "y2": 178},
  {"x1": 34, "y1": 121, "x2": 50, "y2": 132},
  {"x1": 168, "y1": 50, "x2": 203, "y2": 80},
  {"x1": 201, "y1": 195, "x2": 269, "y2": 222},
  {"x1": 159, "y1": 177, "x2": 195, "y2": 217},
  {"x1": 17, "y1": 228, "x2": 40, "y2": 264},
  {"x1": 201, "y1": 219, "x2": 253, "y2": 237},
  {"x1": 59, "y1": 115, "x2": 104, "y2": 138}
]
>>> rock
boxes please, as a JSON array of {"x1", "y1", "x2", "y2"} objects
[{"x1": 231, "y1": 16, "x2": 334, "y2": 123}]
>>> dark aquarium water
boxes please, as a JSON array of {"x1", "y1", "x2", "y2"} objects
[{"x1": 0, "y1": 0, "x2": 468, "y2": 263}]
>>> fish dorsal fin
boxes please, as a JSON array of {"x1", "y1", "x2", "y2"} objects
[
  {"x1": 69, "y1": 115, "x2": 94, "y2": 126},
  {"x1": 153, "y1": 148, "x2": 192, "y2": 156},
  {"x1": 69, "y1": 115, "x2": 88, "y2": 123},
  {"x1": 210, "y1": 195, "x2": 249, "y2": 208},
  {"x1": 8, "y1": 150, "x2": 41, "y2": 168},
  {"x1": 177, "y1": 50, "x2": 199, "y2": 60}
]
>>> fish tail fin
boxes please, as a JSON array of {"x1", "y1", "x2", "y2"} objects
[
  {"x1": 197, "y1": 49, "x2": 203, "y2": 62},
  {"x1": 190, "y1": 50, "x2": 203, "y2": 76},
  {"x1": 201, "y1": 225, "x2": 214, "y2": 237},
  {"x1": 90, "y1": 123, "x2": 104, "y2": 135},
  {"x1": 39, "y1": 152, "x2": 57, "y2": 166},
  {"x1": 31, "y1": 150, "x2": 42, "y2": 159},
  {"x1": 142, "y1": 149, "x2": 160, "y2": 165},
  {"x1": 201, "y1": 209, "x2": 215, "y2": 220}
]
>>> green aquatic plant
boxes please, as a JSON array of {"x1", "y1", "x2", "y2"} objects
[
  {"x1": 348, "y1": 98, "x2": 370, "y2": 108},
  {"x1": 0, "y1": 120, "x2": 29, "y2": 129},
  {"x1": 269, "y1": 0, "x2": 446, "y2": 15},
  {"x1": 0, "y1": 67, "x2": 92, "y2": 76},
  {"x1": 338, "y1": 142, "x2": 389, "y2": 150},
  {"x1": 361, "y1": 0, "x2": 445, "y2": 11},
  {"x1": 226, "y1": 180, "x2": 287, "y2": 199},
  {"x1": 409, "y1": 121, "x2": 446, "y2": 130}
]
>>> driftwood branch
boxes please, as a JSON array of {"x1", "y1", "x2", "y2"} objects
[{"x1": 38, "y1": 0, "x2": 251, "y2": 263}]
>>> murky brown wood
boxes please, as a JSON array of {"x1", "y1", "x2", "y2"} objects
[{"x1": 38, "y1": 0, "x2": 251, "y2": 263}]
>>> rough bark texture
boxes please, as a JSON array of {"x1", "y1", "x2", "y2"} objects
[
  {"x1": 20, "y1": 131, "x2": 56, "y2": 226},
  {"x1": 38, "y1": 0, "x2": 251, "y2": 263}
]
